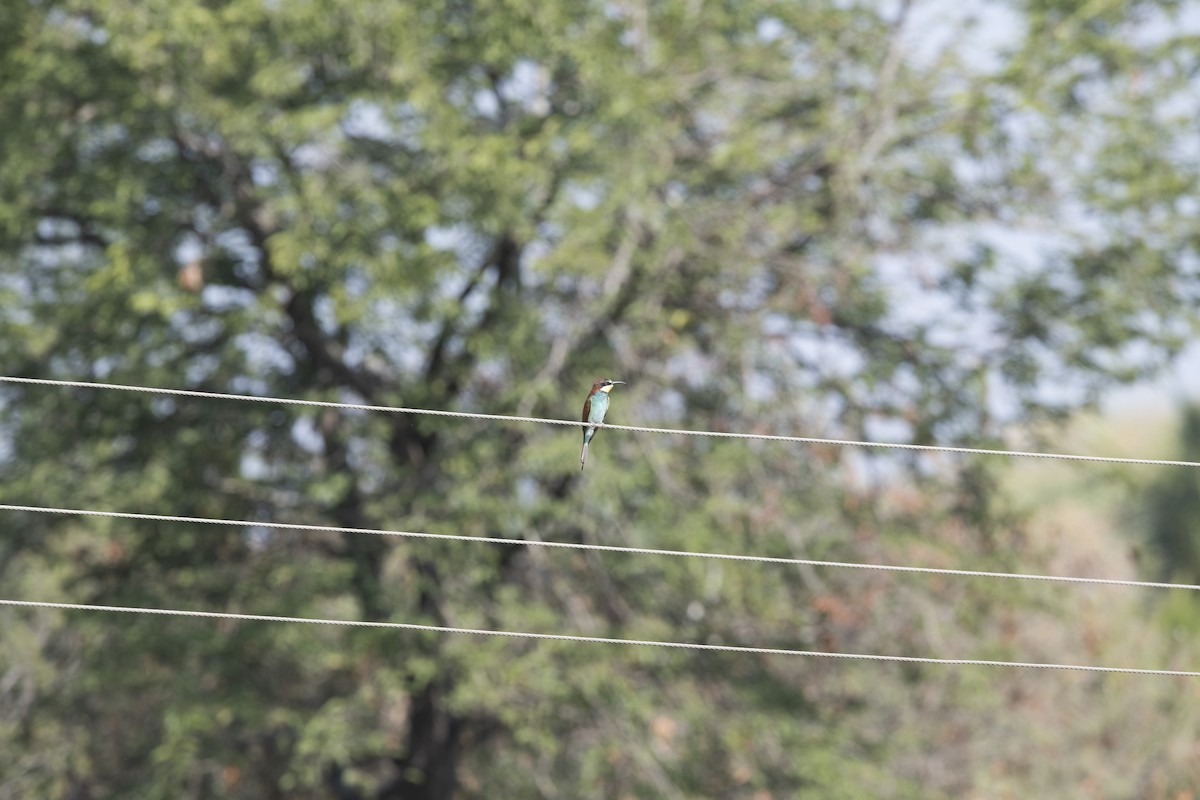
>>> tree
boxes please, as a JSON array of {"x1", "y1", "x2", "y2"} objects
[{"x1": 1, "y1": 0, "x2": 1199, "y2": 796}]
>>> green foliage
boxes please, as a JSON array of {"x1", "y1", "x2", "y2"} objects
[
  {"x1": 1, "y1": 0, "x2": 1199, "y2": 796},
  {"x1": 1145, "y1": 409, "x2": 1200, "y2": 579},
  {"x1": 1138, "y1": 407, "x2": 1200, "y2": 636}
]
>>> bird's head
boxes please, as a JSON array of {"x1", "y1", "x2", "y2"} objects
[{"x1": 594, "y1": 378, "x2": 626, "y2": 394}]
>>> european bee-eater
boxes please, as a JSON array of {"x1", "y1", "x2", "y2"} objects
[{"x1": 580, "y1": 378, "x2": 625, "y2": 470}]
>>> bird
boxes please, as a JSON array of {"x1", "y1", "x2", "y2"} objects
[{"x1": 580, "y1": 378, "x2": 625, "y2": 470}]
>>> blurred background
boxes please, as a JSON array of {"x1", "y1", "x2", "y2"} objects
[{"x1": 3, "y1": 0, "x2": 1200, "y2": 796}]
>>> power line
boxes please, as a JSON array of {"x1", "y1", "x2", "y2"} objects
[
  {"x1": 4, "y1": 501, "x2": 1197, "y2": 593},
  {"x1": 0, "y1": 375, "x2": 1195, "y2": 467},
  {"x1": 2, "y1": 598, "x2": 1194, "y2": 676}
]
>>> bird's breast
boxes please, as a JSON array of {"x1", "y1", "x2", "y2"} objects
[{"x1": 588, "y1": 392, "x2": 610, "y2": 422}]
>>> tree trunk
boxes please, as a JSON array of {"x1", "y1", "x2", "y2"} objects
[{"x1": 382, "y1": 682, "x2": 463, "y2": 800}]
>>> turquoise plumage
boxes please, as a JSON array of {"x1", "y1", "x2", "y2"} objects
[{"x1": 580, "y1": 378, "x2": 625, "y2": 470}]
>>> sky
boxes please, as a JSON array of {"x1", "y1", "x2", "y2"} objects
[{"x1": 1106, "y1": 343, "x2": 1200, "y2": 416}]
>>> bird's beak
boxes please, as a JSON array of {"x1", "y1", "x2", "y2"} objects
[{"x1": 610, "y1": 381, "x2": 626, "y2": 385}]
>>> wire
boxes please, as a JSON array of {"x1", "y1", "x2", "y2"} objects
[
  {"x1": 1, "y1": 598, "x2": 1194, "y2": 676},
  {"x1": 1, "y1": 375, "x2": 1195, "y2": 468},
  {"x1": 4, "y1": 502, "x2": 1197, "y2": 593}
]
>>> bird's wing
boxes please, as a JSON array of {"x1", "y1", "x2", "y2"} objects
[{"x1": 581, "y1": 395, "x2": 592, "y2": 424}]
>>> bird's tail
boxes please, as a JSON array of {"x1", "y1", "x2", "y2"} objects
[{"x1": 580, "y1": 442, "x2": 588, "y2": 471}]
